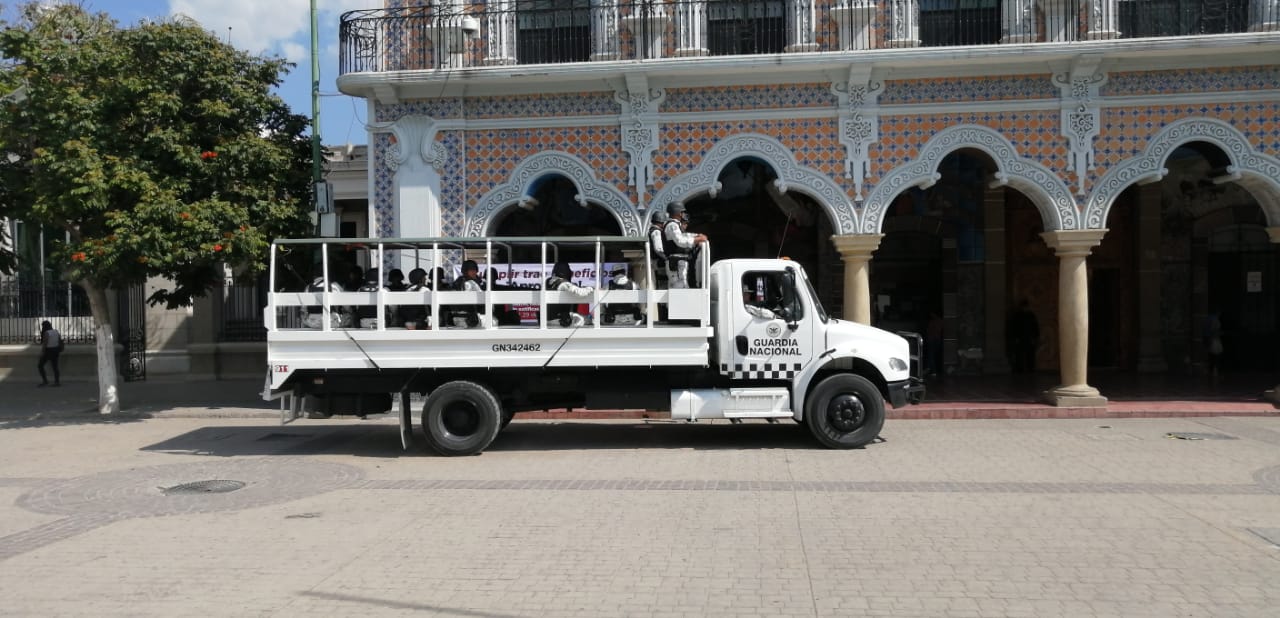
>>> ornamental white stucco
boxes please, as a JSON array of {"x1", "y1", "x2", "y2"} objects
[
  {"x1": 648, "y1": 133, "x2": 858, "y2": 235},
  {"x1": 859, "y1": 124, "x2": 1078, "y2": 234},
  {"x1": 466, "y1": 151, "x2": 640, "y2": 237},
  {"x1": 1083, "y1": 117, "x2": 1280, "y2": 229}
]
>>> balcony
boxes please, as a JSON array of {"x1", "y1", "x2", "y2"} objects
[{"x1": 338, "y1": 0, "x2": 1279, "y2": 74}]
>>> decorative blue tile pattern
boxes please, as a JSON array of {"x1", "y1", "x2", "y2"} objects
[
  {"x1": 373, "y1": 133, "x2": 396, "y2": 238},
  {"x1": 375, "y1": 100, "x2": 464, "y2": 122},
  {"x1": 663, "y1": 84, "x2": 836, "y2": 113},
  {"x1": 468, "y1": 93, "x2": 620, "y2": 119},
  {"x1": 879, "y1": 75, "x2": 1057, "y2": 105},
  {"x1": 438, "y1": 130, "x2": 467, "y2": 236},
  {"x1": 1102, "y1": 67, "x2": 1280, "y2": 97}
]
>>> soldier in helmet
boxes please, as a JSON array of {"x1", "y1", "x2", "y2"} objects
[
  {"x1": 662, "y1": 202, "x2": 707, "y2": 289},
  {"x1": 450, "y1": 259, "x2": 487, "y2": 327},
  {"x1": 544, "y1": 261, "x2": 595, "y2": 327}
]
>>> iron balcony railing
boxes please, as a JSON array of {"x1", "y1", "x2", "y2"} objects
[{"x1": 339, "y1": 0, "x2": 1278, "y2": 73}]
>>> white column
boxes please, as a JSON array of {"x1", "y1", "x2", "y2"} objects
[
  {"x1": 384, "y1": 117, "x2": 444, "y2": 273},
  {"x1": 674, "y1": 1, "x2": 708, "y2": 56},
  {"x1": 832, "y1": 234, "x2": 883, "y2": 325},
  {"x1": 1000, "y1": 0, "x2": 1037, "y2": 43},
  {"x1": 484, "y1": 0, "x2": 517, "y2": 65},
  {"x1": 1041, "y1": 230, "x2": 1108, "y2": 407},
  {"x1": 1085, "y1": 0, "x2": 1121, "y2": 40},
  {"x1": 785, "y1": 0, "x2": 819, "y2": 51},
  {"x1": 831, "y1": 0, "x2": 876, "y2": 50},
  {"x1": 1040, "y1": 0, "x2": 1083, "y2": 42},
  {"x1": 885, "y1": 0, "x2": 920, "y2": 48},
  {"x1": 1250, "y1": 0, "x2": 1280, "y2": 31},
  {"x1": 590, "y1": 0, "x2": 620, "y2": 60}
]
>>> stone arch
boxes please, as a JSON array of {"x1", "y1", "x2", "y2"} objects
[
  {"x1": 466, "y1": 151, "x2": 640, "y2": 237},
  {"x1": 1084, "y1": 117, "x2": 1280, "y2": 229},
  {"x1": 860, "y1": 125, "x2": 1077, "y2": 234},
  {"x1": 649, "y1": 133, "x2": 857, "y2": 235}
]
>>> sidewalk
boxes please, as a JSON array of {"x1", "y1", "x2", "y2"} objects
[{"x1": 2, "y1": 371, "x2": 1274, "y2": 426}]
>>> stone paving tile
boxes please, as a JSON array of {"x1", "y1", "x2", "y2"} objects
[{"x1": 0, "y1": 416, "x2": 1278, "y2": 616}]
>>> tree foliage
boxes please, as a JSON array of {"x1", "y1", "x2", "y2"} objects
[{"x1": 0, "y1": 3, "x2": 312, "y2": 306}]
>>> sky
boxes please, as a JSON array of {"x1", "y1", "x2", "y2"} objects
[{"x1": 65, "y1": 0, "x2": 372, "y2": 146}]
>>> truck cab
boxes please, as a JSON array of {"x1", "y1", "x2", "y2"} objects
[{"x1": 263, "y1": 236, "x2": 923, "y2": 455}]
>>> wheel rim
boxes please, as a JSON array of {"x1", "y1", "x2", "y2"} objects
[
  {"x1": 826, "y1": 393, "x2": 866, "y2": 432},
  {"x1": 441, "y1": 401, "x2": 480, "y2": 438}
]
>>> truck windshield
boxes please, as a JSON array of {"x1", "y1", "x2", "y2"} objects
[{"x1": 798, "y1": 267, "x2": 828, "y2": 323}]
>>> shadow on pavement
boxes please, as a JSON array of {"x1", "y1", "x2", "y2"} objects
[
  {"x1": 139, "y1": 423, "x2": 404, "y2": 459},
  {"x1": 138, "y1": 419, "x2": 846, "y2": 457}
]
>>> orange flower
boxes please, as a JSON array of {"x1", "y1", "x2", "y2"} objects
[
  {"x1": 180, "y1": 212, "x2": 191, "y2": 220},
  {"x1": 200, "y1": 151, "x2": 217, "y2": 160},
  {"x1": 71, "y1": 252, "x2": 86, "y2": 262},
  {"x1": 213, "y1": 244, "x2": 223, "y2": 252}
]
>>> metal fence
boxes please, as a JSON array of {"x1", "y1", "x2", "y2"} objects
[
  {"x1": 340, "y1": 0, "x2": 1277, "y2": 73},
  {"x1": 0, "y1": 282, "x2": 97, "y2": 344}
]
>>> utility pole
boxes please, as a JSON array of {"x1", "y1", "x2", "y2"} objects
[{"x1": 311, "y1": 0, "x2": 335, "y2": 236}]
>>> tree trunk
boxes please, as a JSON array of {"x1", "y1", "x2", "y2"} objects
[{"x1": 82, "y1": 280, "x2": 120, "y2": 415}]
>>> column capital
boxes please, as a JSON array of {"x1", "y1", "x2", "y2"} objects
[
  {"x1": 1041, "y1": 229, "x2": 1107, "y2": 257},
  {"x1": 831, "y1": 233, "x2": 884, "y2": 259},
  {"x1": 1266, "y1": 227, "x2": 1280, "y2": 243}
]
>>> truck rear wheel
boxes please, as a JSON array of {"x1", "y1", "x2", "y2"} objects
[
  {"x1": 805, "y1": 374, "x2": 884, "y2": 449},
  {"x1": 421, "y1": 381, "x2": 502, "y2": 456}
]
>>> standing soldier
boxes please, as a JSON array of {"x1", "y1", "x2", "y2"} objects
[
  {"x1": 646, "y1": 210, "x2": 668, "y2": 289},
  {"x1": 662, "y1": 202, "x2": 706, "y2": 289}
]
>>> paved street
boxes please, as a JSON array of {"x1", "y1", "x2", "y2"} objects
[{"x1": 1, "y1": 406, "x2": 1279, "y2": 617}]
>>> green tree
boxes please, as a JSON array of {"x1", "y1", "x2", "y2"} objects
[{"x1": 0, "y1": 4, "x2": 312, "y2": 413}]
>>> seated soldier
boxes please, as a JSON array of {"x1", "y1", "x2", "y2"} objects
[
  {"x1": 449, "y1": 260, "x2": 487, "y2": 327},
  {"x1": 545, "y1": 261, "x2": 594, "y2": 327},
  {"x1": 399, "y1": 268, "x2": 429, "y2": 329},
  {"x1": 355, "y1": 269, "x2": 386, "y2": 328}
]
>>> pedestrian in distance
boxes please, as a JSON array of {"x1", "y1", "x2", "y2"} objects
[{"x1": 37, "y1": 320, "x2": 64, "y2": 387}]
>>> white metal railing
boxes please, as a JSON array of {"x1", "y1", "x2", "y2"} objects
[{"x1": 265, "y1": 236, "x2": 712, "y2": 333}]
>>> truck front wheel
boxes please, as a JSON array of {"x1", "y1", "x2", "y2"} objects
[
  {"x1": 804, "y1": 374, "x2": 885, "y2": 449},
  {"x1": 421, "y1": 381, "x2": 502, "y2": 456}
]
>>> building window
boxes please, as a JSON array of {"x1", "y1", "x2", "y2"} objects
[
  {"x1": 919, "y1": 0, "x2": 1000, "y2": 47},
  {"x1": 516, "y1": 0, "x2": 591, "y2": 64},
  {"x1": 707, "y1": 0, "x2": 787, "y2": 55},
  {"x1": 1118, "y1": 0, "x2": 1248, "y2": 37}
]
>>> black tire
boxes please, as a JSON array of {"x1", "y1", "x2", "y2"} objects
[
  {"x1": 804, "y1": 374, "x2": 885, "y2": 449},
  {"x1": 421, "y1": 381, "x2": 502, "y2": 456}
]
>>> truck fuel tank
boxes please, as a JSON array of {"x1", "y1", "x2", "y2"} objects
[{"x1": 670, "y1": 387, "x2": 792, "y2": 421}]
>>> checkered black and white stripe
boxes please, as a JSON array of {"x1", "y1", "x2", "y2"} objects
[{"x1": 721, "y1": 362, "x2": 803, "y2": 381}]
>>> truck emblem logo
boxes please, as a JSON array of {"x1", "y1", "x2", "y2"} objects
[{"x1": 765, "y1": 323, "x2": 782, "y2": 338}]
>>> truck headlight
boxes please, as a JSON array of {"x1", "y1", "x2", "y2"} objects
[{"x1": 889, "y1": 358, "x2": 908, "y2": 371}]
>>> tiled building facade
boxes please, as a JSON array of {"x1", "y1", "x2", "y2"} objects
[{"x1": 339, "y1": 0, "x2": 1280, "y2": 404}]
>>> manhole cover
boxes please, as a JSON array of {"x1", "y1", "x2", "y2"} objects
[
  {"x1": 1166, "y1": 432, "x2": 1238, "y2": 441},
  {"x1": 161, "y1": 480, "x2": 246, "y2": 495}
]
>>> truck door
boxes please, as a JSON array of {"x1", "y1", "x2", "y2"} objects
[{"x1": 726, "y1": 267, "x2": 816, "y2": 381}]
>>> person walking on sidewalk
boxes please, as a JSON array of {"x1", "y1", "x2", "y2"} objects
[{"x1": 37, "y1": 320, "x2": 64, "y2": 387}]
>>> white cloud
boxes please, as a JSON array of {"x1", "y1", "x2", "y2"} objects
[{"x1": 167, "y1": 0, "x2": 367, "y2": 57}]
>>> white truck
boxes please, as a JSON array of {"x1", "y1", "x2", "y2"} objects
[{"x1": 263, "y1": 236, "x2": 924, "y2": 455}]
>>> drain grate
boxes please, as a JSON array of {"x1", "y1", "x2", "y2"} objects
[
  {"x1": 161, "y1": 480, "x2": 246, "y2": 495},
  {"x1": 1166, "y1": 432, "x2": 1238, "y2": 441}
]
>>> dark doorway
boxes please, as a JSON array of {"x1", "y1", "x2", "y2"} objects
[{"x1": 1207, "y1": 225, "x2": 1279, "y2": 371}]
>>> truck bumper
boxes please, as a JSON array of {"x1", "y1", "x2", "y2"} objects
[{"x1": 887, "y1": 377, "x2": 926, "y2": 409}]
